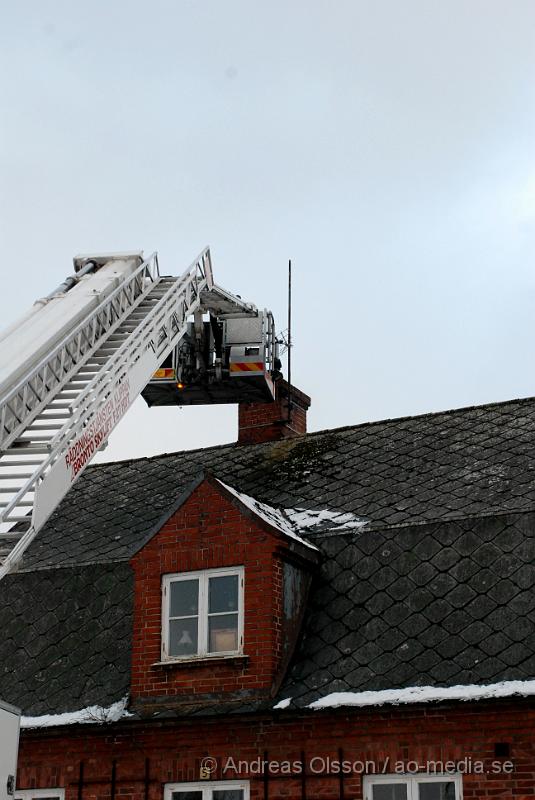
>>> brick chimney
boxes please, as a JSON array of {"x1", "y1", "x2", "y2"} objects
[{"x1": 238, "y1": 380, "x2": 311, "y2": 445}]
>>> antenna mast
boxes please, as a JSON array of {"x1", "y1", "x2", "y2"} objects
[{"x1": 287, "y1": 259, "x2": 292, "y2": 424}]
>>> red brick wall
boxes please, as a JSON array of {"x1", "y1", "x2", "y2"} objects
[
  {"x1": 129, "y1": 481, "x2": 288, "y2": 708},
  {"x1": 238, "y1": 382, "x2": 310, "y2": 445},
  {"x1": 17, "y1": 700, "x2": 535, "y2": 799}
]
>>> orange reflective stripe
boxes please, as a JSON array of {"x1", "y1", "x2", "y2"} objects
[
  {"x1": 153, "y1": 368, "x2": 176, "y2": 379},
  {"x1": 230, "y1": 362, "x2": 264, "y2": 372}
]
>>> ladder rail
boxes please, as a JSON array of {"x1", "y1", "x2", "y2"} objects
[{"x1": 0, "y1": 253, "x2": 160, "y2": 452}]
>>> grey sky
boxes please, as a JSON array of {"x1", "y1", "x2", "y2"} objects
[{"x1": 1, "y1": 1, "x2": 534, "y2": 462}]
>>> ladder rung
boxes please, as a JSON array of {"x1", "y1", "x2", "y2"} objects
[
  {"x1": 4, "y1": 446, "x2": 50, "y2": 454},
  {"x1": 0, "y1": 460, "x2": 43, "y2": 467},
  {"x1": 1, "y1": 516, "x2": 30, "y2": 523},
  {"x1": 0, "y1": 473, "x2": 33, "y2": 480},
  {"x1": 36, "y1": 411, "x2": 71, "y2": 419},
  {"x1": 0, "y1": 532, "x2": 24, "y2": 540},
  {"x1": 62, "y1": 383, "x2": 89, "y2": 391},
  {"x1": 0, "y1": 501, "x2": 33, "y2": 508},
  {"x1": 0, "y1": 486, "x2": 33, "y2": 493},
  {"x1": 26, "y1": 424, "x2": 63, "y2": 431},
  {"x1": 16, "y1": 435, "x2": 53, "y2": 442},
  {"x1": 53, "y1": 391, "x2": 78, "y2": 399},
  {"x1": 46, "y1": 402, "x2": 73, "y2": 409}
]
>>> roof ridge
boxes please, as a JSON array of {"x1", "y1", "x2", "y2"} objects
[
  {"x1": 87, "y1": 394, "x2": 535, "y2": 470},
  {"x1": 89, "y1": 437, "x2": 241, "y2": 468}
]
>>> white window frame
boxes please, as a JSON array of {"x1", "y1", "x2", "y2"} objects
[
  {"x1": 161, "y1": 567, "x2": 244, "y2": 661},
  {"x1": 164, "y1": 781, "x2": 249, "y2": 800},
  {"x1": 363, "y1": 774, "x2": 463, "y2": 800},
  {"x1": 15, "y1": 791, "x2": 65, "y2": 800}
]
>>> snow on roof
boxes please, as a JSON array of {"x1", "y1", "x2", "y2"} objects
[
  {"x1": 285, "y1": 507, "x2": 369, "y2": 535},
  {"x1": 282, "y1": 679, "x2": 535, "y2": 710},
  {"x1": 273, "y1": 697, "x2": 292, "y2": 709},
  {"x1": 219, "y1": 480, "x2": 367, "y2": 550},
  {"x1": 21, "y1": 696, "x2": 130, "y2": 729}
]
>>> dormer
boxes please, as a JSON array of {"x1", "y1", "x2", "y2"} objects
[{"x1": 129, "y1": 474, "x2": 319, "y2": 715}]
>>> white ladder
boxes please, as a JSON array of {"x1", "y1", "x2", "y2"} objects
[{"x1": 0, "y1": 248, "x2": 214, "y2": 578}]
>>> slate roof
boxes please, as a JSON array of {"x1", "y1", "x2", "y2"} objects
[
  {"x1": 277, "y1": 511, "x2": 535, "y2": 708},
  {"x1": 1, "y1": 396, "x2": 535, "y2": 717},
  {"x1": 18, "y1": 395, "x2": 535, "y2": 571},
  {"x1": 0, "y1": 563, "x2": 132, "y2": 716}
]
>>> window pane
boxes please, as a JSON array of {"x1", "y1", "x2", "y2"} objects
[
  {"x1": 372, "y1": 785, "x2": 408, "y2": 800},
  {"x1": 169, "y1": 617, "x2": 198, "y2": 656},
  {"x1": 419, "y1": 783, "x2": 456, "y2": 800},
  {"x1": 213, "y1": 791, "x2": 244, "y2": 800},
  {"x1": 209, "y1": 613, "x2": 239, "y2": 652},
  {"x1": 171, "y1": 793, "x2": 203, "y2": 800},
  {"x1": 13, "y1": 796, "x2": 63, "y2": 800},
  {"x1": 170, "y1": 579, "x2": 199, "y2": 617},
  {"x1": 209, "y1": 574, "x2": 239, "y2": 613}
]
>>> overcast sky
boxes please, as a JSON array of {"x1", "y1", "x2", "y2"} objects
[{"x1": 1, "y1": 0, "x2": 534, "y2": 463}]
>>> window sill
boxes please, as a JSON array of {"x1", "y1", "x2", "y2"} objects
[{"x1": 152, "y1": 654, "x2": 249, "y2": 669}]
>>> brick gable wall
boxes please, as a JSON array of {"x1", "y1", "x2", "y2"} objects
[{"x1": 130, "y1": 480, "x2": 299, "y2": 709}]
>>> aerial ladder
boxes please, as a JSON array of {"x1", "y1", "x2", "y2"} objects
[{"x1": 0, "y1": 249, "x2": 281, "y2": 580}]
